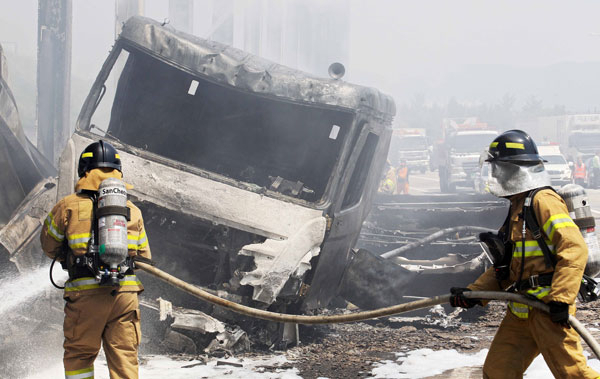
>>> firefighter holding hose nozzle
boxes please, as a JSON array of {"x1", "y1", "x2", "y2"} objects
[
  {"x1": 41, "y1": 140, "x2": 151, "y2": 379},
  {"x1": 449, "y1": 130, "x2": 600, "y2": 378}
]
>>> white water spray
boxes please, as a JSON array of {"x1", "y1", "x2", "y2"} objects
[{"x1": 0, "y1": 264, "x2": 68, "y2": 315}]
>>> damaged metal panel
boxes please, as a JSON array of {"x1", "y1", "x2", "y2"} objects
[
  {"x1": 238, "y1": 216, "x2": 325, "y2": 304},
  {"x1": 170, "y1": 309, "x2": 226, "y2": 334},
  {"x1": 60, "y1": 132, "x2": 327, "y2": 305},
  {"x1": 0, "y1": 179, "x2": 57, "y2": 271},
  {"x1": 364, "y1": 193, "x2": 509, "y2": 234},
  {"x1": 0, "y1": 47, "x2": 56, "y2": 230},
  {"x1": 59, "y1": 133, "x2": 326, "y2": 240},
  {"x1": 97, "y1": 16, "x2": 395, "y2": 120},
  {"x1": 338, "y1": 193, "x2": 507, "y2": 309}
]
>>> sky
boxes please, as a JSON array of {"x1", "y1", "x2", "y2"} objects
[
  {"x1": 347, "y1": 0, "x2": 600, "y2": 108},
  {"x1": 3, "y1": 1, "x2": 600, "y2": 76},
  {"x1": 2, "y1": 1, "x2": 600, "y2": 78},
  {"x1": 349, "y1": 0, "x2": 600, "y2": 70}
]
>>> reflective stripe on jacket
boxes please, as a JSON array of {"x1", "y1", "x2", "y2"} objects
[
  {"x1": 468, "y1": 189, "x2": 587, "y2": 318},
  {"x1": 40, "y1": 168, "x2": 151, "y2": 296},
  {"x1": 64, "y1": 275, "x2": 142, "y2": 292},
  {"x1": 508, "y1": 286, "x2": 552, "y2": 319}
]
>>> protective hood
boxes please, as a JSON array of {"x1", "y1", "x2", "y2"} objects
[
  {"x1": 487, "y1": 161, "x2": 551, "y2": 197},
  {"x1": 75, "y1": 168, "x2": 133, "y2": 192}
]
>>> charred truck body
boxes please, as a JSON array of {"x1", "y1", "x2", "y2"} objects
[
  {"x1": 1, "y1": 17, "x2": 395, "y2": 346},
  {"x1": 0, "y1": 43, "x2": 56, "y2": 275},
  {"x1": 0, "y1": 45, "x2": 55, "y2": 228}
]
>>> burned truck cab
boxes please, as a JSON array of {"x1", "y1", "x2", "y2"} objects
[{"x1": 62, "y1": 17, "x2": 395, "y2": 321}]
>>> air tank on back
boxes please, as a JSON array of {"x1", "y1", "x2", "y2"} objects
[
  {"x1": 558, "y1": 184, "x2": 600, "y2": 277},
  {"x1": 97, "y1": 177, "x2": 129, "y2": 285}
]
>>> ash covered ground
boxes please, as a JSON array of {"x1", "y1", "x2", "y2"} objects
[
  {"x1": 121, "y1": 300, "x2": 600, "y2": 379},
  {"x1": 246, "y1": 301, "x2": 600, "y2": 378},
  {"x1": 13, "y1": 294, "x2": 600, "y2": 378}
]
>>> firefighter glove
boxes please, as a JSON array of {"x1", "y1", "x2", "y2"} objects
[
  {"x1": 449, "y1": 287, "x2": 481, "y2": 309},
  {"x1": 549, "y1": 301, "x2": 570, "y2": 327}
]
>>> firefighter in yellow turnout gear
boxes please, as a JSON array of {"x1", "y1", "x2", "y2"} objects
[
  {"x1": 41, "y1": 141, "x2": 151, "y2": 379},
  {"x1": 449, "y1": 130, "x2": 599, "y2": 378}
]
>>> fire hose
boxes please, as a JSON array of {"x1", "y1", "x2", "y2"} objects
[{"x1": 135, "y1": 261, "x2": 600, "y2": 360}]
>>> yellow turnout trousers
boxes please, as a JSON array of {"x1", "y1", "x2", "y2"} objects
[
  {"x1": 63, "y1": 291, "x2": 141, "y2": 379},
  {"x1": 483, "y1": 307, "x2": 599, "y2": 378}
]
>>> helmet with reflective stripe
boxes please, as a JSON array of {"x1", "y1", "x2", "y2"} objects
[
  {"x1": 485, "y1": 129, "x2": 546, "y2": 164},
  {"x1": 77, "y1": 140, "x2": 122, "y2": 177}
]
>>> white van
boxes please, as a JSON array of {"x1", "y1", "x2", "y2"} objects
[{"x1": 538, "y1": 145, "x2": 572, "y2": 186}]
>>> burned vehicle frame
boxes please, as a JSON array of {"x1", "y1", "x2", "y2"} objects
[
  {"x1": 44, "y1": 17, "x2": 395, "y2": 346},
  {"x1": 0, "y1": 43, "x2": 56, "y2": 274}
]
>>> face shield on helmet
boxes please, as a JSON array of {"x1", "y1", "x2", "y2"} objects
[
  {"x1": 482, "y1": 130, "x2": 551, "y2": 197},
  {"x1": 487, "y1": 160, "x2": 551, "y2": 197}
]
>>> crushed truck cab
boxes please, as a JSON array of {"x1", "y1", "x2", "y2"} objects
[
  {"x1": 55, "y1": 16, "x2": 395, "y2": 317},
  {"x1": 0, "y1": 16, "x2": 395, "y2": 349}
]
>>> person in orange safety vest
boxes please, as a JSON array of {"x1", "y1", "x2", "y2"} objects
[
  {"x1": 41, "y1": 140, "x2": 151, "y2": 379},
  {"x1": 573, "y1": 156, "x2": 586, "y2": 186},
  {"x1": 380, "y1": 160, "x2": 410, "y2": 195}
]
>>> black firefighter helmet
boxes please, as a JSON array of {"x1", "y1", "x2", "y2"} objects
[
  {"x1": 485, "y1": 129, "x2": 546, "y2": 164},
  {"x1": 77, "y1": 140, "x2": 122, "y2": 177}
]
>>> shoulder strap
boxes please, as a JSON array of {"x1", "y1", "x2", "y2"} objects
[{"x1": 523, "y1": 186, "x2": 557, "y2": 268}]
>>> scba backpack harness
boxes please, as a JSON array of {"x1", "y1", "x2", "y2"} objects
[
  {"x1": 482, "y1": 186, "x2": 600, "y2": 303},
  {"x1": 50, "y1": 178, "x2": 153, "y2": 289}
]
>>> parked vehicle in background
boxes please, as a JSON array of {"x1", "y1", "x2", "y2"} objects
[
  {"x1": 538, "y1": 145, "x2": 572, "y2": 186},
  {"x1": 516, "y1": 114, "x2": 600, "y2": 164},
  {"x1": 563, "y1": 114, "x2": 600, "y2": 160},
  {"x1": 432, "y1": 118, "x2": 498, "y2": 192},
  {"x1": 388, "y1": 128, "x2": 429, "y2": 173}
]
